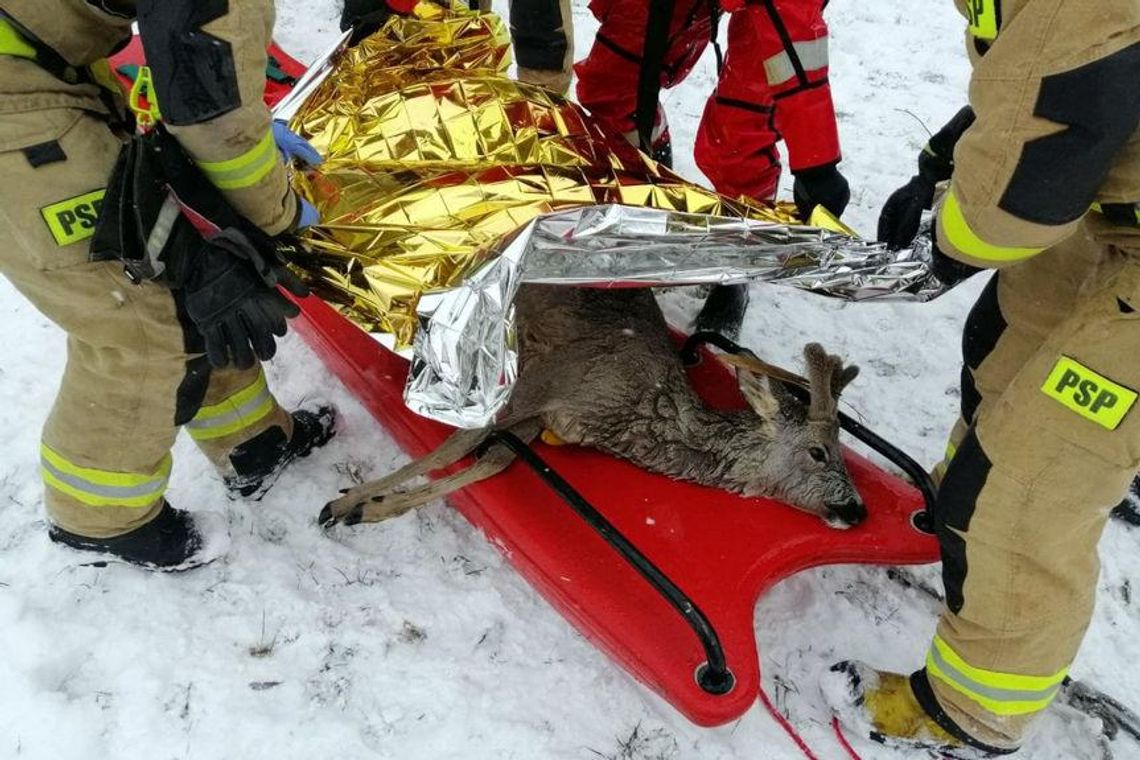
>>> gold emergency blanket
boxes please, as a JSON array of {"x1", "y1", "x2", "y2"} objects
[{"x1": 287, "y1": 3, "x2": 798, "y2": 348}]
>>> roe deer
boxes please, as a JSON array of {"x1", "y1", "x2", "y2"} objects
[{"x1": 320, "y1": 285, "x2": 866, "y2": 528}]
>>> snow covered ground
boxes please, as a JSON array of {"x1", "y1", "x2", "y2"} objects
[{"x1": 2, "y1": 1, "x2": 1138, "y2": 758}]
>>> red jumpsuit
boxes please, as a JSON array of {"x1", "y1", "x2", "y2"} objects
[{"x1": 575, "y1": 0, "x2": 840, "y2": 202}]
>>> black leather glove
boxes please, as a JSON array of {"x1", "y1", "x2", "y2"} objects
[
  {"x1": 792, "y1": 163, "x2": 851, "y2": 221},
  {"x1": 877, "y1": 106, "x2": 976, "y2": 250},
  {"x1": 183, "y1": 229, "x2": 310, "y2": 370}
]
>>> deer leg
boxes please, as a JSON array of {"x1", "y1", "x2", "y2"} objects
[
  {"x1": 344, "y1": 440, "x2": 522, "y2": 523},
  {"x1": 321, "y1": 421, "x2": 541, "y2": 526},
  {"x1": 320, "y1": 427, "x2": 492, "y2": 525}
]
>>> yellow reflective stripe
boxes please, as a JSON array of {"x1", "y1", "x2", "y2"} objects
[
  {"x1": 195, "y1": 129, "x2": 278, "y2": 190},
  {"x1": 187, "y1": 371, "x2": 276, "y2": 441},
  {"x1": 1041, "y1": 356, "x2": 1137, "y2": 431},
  {"x1": 40, "y1": 444, "x2": 170, "y2": 508},
  {"x1": 0, "y1": 17, "x2": 37, "y2": 59},
  {"x1": 941, "y1": 189, "x2": 1044, "y2": 264},
  {"x1": 944, "y1": 439, "x2": 958, "y2": 462},
  {"x1": 926, "y1": 635, "x2": 1066, "y2": 717},
  {"x1": 965, "y1": 0, "x2": 999, "y2": 40}
]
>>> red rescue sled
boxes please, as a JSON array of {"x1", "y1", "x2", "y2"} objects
[
  {"x1": 110, "y1": 35, "x2": 941, "y2": 725},
  {"x1": 292, "y1": 293, "x2": 941, "y2": 726}
]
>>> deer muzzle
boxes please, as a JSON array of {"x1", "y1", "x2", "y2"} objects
[{"x1": 825, "y1": 498, "x2": 867, "y2": 529}]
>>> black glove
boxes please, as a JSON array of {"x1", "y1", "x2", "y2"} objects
[
  {"x1": 792, "y1": 163, "x2": 851, "y2": 221},
  {"x1": 877, "y1": 175, "x2": 937, "y2": 250},
  {"x1": 928, "y1": 224, "x2": 982, "y2": 287},
  {"x1": 183, "y1": 229, "x2": 310, "y2": 370},
  {"x1": 877, "y1": 106, "x2": 977, "y2": 250}
]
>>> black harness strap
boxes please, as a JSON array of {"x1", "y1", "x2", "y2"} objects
[
  {"x1": 0, "y1": 10, "x2": 83, "y2": 83},
  {"x1": 713, "y1": 94, "x2": 774, "y2": 114},
  {"x1": 708, "y1": 0, "x2": 723, "y2": 76},
  {"x1": 759, "y1": 0, "x2": 808, "y2": 87},
  {"x1": 771, "y1": 77, "x2": 830, "y2": 100},
  {"x1": 635, "y1": 0, "x2": 676, "y2": 152}
]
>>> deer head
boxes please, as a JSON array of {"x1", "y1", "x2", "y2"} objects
[{"x1": 726, "y1": 343, "x2": 865, "y2": 528}]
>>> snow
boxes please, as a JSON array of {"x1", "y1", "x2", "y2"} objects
[{"x1": 1, "y1": 2, "x2": 1137, "y2": 759}]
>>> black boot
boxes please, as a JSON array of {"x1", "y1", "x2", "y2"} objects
[
  {"x1": 650, "y1": 128, "x2": 673, "y2": 170},
  {"x1": 225, "y1": 405, "x2": 337, "y2": 499},
  {"x1": 693, "y1": 283, "x2": 750, "y2": 340},
  {"x1": 49, "y1": 501, "x2": 228, "y2": 571}
]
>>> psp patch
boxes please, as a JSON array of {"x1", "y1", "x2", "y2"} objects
[
  {"x1": 1042, "y1": 356, "x2": 1137, "y2": 431},
  {"x1": 964, "y1": 0, "x2": 1000, "y2": 41},
  {"x1": 40, "y1": 189, "x2": 106, "y2": 246}
]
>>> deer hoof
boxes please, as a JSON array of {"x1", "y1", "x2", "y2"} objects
[
  {"x1": 318, "y1": 503, "x2": 335, "y2": 527},
  {"x1": 345, "y1": 504, "x2": 365, "y2": 526}
]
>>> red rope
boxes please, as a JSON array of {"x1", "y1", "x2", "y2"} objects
[
  {"x1": 832, "y1": 717, "x2": 866, "y2": 760},
  {"x1": 757, "y1": 685, "x2": 821, "y2": 760}
]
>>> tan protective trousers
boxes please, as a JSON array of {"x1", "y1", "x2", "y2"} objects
[
  {"x1": 0, "y1": 107, "x2": 292, "y2": 539},
  {"x1": 478, "y1": 0, "x2": 574, "y2": 95},
  {"x1": 925, "y1": 218, "x2": 1140, "y2": 749}
]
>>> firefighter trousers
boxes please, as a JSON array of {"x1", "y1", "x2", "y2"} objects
[
  {"x1": 921, "y1": 217, "x2": 1140, "y2": 749},
  {"x1": 0, "y1": 108, "x2": 292, "y2": 539}
]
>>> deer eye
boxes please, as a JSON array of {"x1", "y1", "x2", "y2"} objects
[{"x1": 809, "y1": 446, "x2": 828, "y2": 463}]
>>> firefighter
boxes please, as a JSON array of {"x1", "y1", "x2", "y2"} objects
[
  {"x1": 0, "y1": 0, "x2": 340, "y2": 571},
  {"x1": 341, "y1": 0, "x2": 575, "y2": 96},
  {"x1": 825, "y1": 0, "x2": 1140, "y2": 755},
  {"x1": 574, "y1": 0, "x2": 850, "y2": 218}
]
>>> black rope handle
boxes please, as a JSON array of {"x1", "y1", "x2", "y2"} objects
[{"x1": 484, "y1": 430, "x2": 736, "y2": 695}]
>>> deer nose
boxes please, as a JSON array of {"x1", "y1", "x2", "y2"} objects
[{"x1": 827, "y1": 500, "x2": 867, "y2": 527}]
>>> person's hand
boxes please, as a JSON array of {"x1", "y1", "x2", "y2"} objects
[
  {"x1": 183, "y1": 230, "x2": 310, "y2": 369},
  {"x1": 877, "y1": 175, "x2": 936, "y2": 250},
  {"x1": 792, "y1": 163, "x2": 851, "y2": 221},
  {"x1": 296, "y1": 196, "x2": 320, "y2": 229},
  {"x1": 878, "y1": 106, "x2": 975, "y2": 250},
  {"x1": 271, "y1": 120, "x2": 322, "y2": 169}
]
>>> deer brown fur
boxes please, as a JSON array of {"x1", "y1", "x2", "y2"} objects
[{"x1": 321, "y1": 285, "x2": 865, "y2": 529}]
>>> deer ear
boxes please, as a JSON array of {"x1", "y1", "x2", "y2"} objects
[
  {"x1": 737, "y1": 368, "x2": 781, "y2": 421},
  {"x1": 834, "y1": 364, "x2": 860, "y2": 397}
]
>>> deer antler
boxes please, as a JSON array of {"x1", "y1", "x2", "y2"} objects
[{"x1": 803, "y1": 343, "x2": 859, "y2": 421}]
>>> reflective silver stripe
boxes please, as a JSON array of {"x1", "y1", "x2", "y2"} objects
[
  {"x1": 144, "y1": 194, "x2": 181, "y2": 279},
  {"x1": 185, "y1": 382, "x2": 274, "y2": 433},
  {"x1": 763, "y1": 37, "x2": 830, "y2": 86},
  {"x1": 40, "y1": 455, "x2": 168, "y2": 500},
  {"x1": 928, "y1": 640, "x2": 1062, "y2": 704}
]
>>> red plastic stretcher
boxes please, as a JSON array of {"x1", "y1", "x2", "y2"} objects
[
  {"x1": 292, "y1": 293, "x2": 941, "y2": 726},
  {"x1": 108, "y1": 35, "x2": 940, "y2": 726}
]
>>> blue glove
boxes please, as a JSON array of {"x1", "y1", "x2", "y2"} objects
[
  {"x1": 297, "y1": 196, "x2": 320, "y2": 229},
  {"x1": 272, "y1": 120, "x2": 323, "y2": 168}
]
